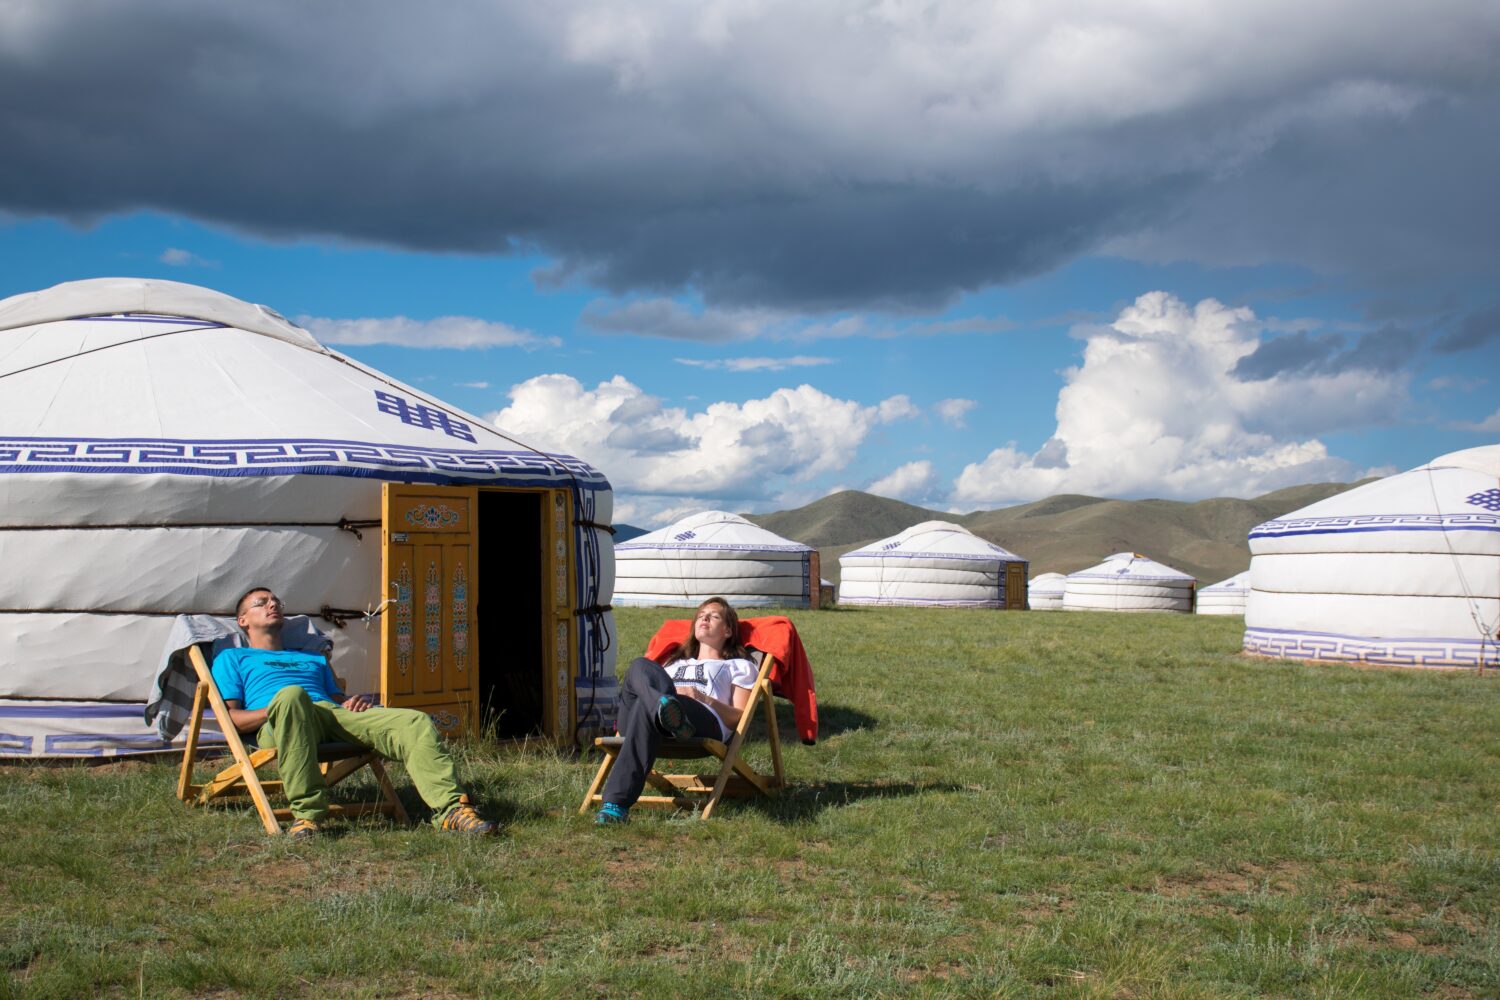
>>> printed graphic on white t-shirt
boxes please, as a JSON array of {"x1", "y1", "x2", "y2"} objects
[{"x1": 665, "y1": 657, "x2": 758, "y2": 739}]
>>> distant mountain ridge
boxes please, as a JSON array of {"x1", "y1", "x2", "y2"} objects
[{"x1": 745, "y1": 480, "x2": 1372, "y2": 587}]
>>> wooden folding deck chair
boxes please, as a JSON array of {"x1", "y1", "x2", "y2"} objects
[
  {"x1": 176, "y1": 644, "x2": 410, "y2": 835},
  {"x1": 579, "y1": 648, "x2": 785, "y2": 820}
]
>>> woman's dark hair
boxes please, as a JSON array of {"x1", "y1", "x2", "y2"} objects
[{"x1": 667, "y1": 597, "x2": 750, "y2": 663}]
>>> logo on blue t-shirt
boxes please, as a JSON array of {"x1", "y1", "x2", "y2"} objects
[{"x1": 211, "y1": 647, "x2": 341, "y2": 711}]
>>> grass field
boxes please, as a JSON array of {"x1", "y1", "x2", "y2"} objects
[{"x1": 3, "y1": 607, "x2": 1498, "y2": 999}]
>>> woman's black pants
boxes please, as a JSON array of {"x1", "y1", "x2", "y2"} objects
[{"x1": 602, "y1": 657, "x2": 722, "y2": 808}]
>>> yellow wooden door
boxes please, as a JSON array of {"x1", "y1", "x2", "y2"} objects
[
  {"x1": 1006, "y1": 563, "x2": 1029, "y2": 610},
  {"x1": 381, "y1": 484, "x2": 478, "y2": 735}
]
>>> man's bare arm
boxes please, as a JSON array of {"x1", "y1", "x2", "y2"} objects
[{"x1": 222, "y1": 700, "x2": 268, "y2": 734}]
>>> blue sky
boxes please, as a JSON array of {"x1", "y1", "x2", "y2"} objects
[{"x1": 2, "y1": 2, "x2": 1497, "y2": 526}]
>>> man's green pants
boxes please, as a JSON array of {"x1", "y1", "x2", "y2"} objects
[{"x1": 257, "y1": 686, "x2": 464, "y2": 825}]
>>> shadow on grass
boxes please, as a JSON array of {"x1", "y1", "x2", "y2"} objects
[
  {"x1": 773, "y1": 699, "x2": 877, "y2": 740},
  {"x1": 752, "y1": 778, "x2": 965, "y2": 822},
  {"x1": 467, "y1": 789, "x2": 536, "y2": 827},
  {"x1": 163, "y1": 753, "x2": 532, "y2": 833}
]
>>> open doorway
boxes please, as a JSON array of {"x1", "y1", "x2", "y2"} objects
[{"x1": 476, "y1": 490, "x2": 545, "y2": 738}]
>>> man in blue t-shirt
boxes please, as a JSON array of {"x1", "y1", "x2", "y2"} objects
[{"x1": 212, "y1": 586, "x2": 495, "y2": 839}]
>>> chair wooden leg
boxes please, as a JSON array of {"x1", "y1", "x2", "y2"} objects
[
  {"x1": 177, "y1": 682, "x2": 208, "y2": 802},
  {"x1": 197, "y1": 748, "x2": 277, "y2": 803},
  {"x1": 763, "y1": 696, "x2": 785, "y2": 789},
  {"x1": 643, "y1": 770, "x2": 697, "y2": 809},
  {"x1": 320, "y1": 755, "x2": 368, "y2": 786},
  {"x1": 700, "y1": 730, "x2": 754, "y2": 820},
  {"x1": 579, "y1": 749, "x2": 616, "y2": 814},
  {"x1": 241, "y1": 770, "x2": 283, "y2": 834},
  {"x1": 185, "y1": 645, "x2": 282, "y2": 835},
  {"x1": 218, "y1": 738, "x2": 281, "y2": 836}
]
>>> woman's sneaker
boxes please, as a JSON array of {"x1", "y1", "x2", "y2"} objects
[
  {"x1": 595, "y1": 802, "x2": 629, "y2": 825},
  {"x1": 286, "y1": 818, "x2": 321, "y2": 840},
  {"x1": 439, "y1": 795, "x2": 497, "y2": 835},
  {"x1": 655, "y1": 695, "x2": 694, "y2": 740}
]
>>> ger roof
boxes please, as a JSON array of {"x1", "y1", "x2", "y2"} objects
[
  {"x1": 1201, "y1": 571, "x2": 1251, "y2": 592},
  {"x1": 1068, "y1": 551, "x2": 1194, "y2": 582},
  {"x1": 843, "y1": 520, "x2": 1024, "y2": 562},
  {"x1": 0, "y1": 277, "x2": 607, "y2": 490},
  {"x1": 0, "y1": 277, "x2": 321, "y2": 351},
  {"x1": 1250, "y1": 443, "x2": 1500, "y2": 543},
  {"x1": 1028, "y1": 572, "x2": 1068, "y2": 593},
  {"x1": 615, "y1": 510, "x2": 810, "y2": 554},
  {"x1": 1260, "y1": 445, "x2": 1500, "y2": 521}
]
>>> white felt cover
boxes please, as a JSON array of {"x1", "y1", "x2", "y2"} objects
[
  {"x1": 613, "y1": 510, "x2": 813, "y2": 607},
  {"x1": 1244, "y1": 445, "x2": 1500, "y2": 667},
  {"x1": 1196, "y1": 571, "x2": 1250, "y2": 615},
  {"x1": 1027, "y1": 572, "x2": 1067, "y2": 610},
  {"x1": 838, "y1": 521, "x2": 1027, "y2": 608},
  {"x1": 1064, "y1": 552, "x2": 1195, "y2": 613}
]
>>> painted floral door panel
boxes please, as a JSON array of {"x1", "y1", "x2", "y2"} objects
[{"x1": 381, "y1": 484, "x2": 478, "y2": 735}]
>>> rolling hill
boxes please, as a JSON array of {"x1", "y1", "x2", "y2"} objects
[{"x1": 746, "y1": 480, "x2": 1371, "y2": 586}]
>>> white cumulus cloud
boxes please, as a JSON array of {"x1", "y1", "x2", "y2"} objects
[
  {"x1": 1455, "y1": 407, "x2": 1500, "y2": 433},
  {"x1": 951, "y1": 291, "x2": 1399, "y2": 505},
  {"x1": 299, "y1": 315, "x2": 559, "y2": 350},
  {"x1": 159, "y1": 247, "x2": 218, "y2": 268},
  {"x1": 878, "y1": 395, "x2": 920, "y2": 423},
  {"x1": 489, "y1": 375, "x2": 917, "y2": 502},
  {"x1": 934, "y1": 398, "x2": 977, "y2": 428},
  {"x1": 868, "y1": 460, "x2": 937, "y2": 502}
]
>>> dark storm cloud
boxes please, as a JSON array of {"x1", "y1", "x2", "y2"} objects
[
  {"x1": 1434, "y1": 303, "x2": 1500, "y2": 353},
  {"x1": 2, "y1": 1, "x2": 1498, "y2": 311},
  {"x1": 1336, "y1": 324, "x2": 1425, "y2": 373},
  {"x1": 1234, "y1": 325, "x2": 1423, "y2": 381},
  {"x1": 581, "y1": 298, "x2": 752, "y2": 342},
  {"x1": 1118, "y1": 95, "x2": 1500, "y2": 284},
  {"x1": 1233, "y1": 331, "x2": 1347, "y2": 380}
]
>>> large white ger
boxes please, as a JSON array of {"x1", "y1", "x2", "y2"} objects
[
  {"x1": 1244, "y1": 445, "x2": 1500, "y2": 669},
  {"x1": 838, "y1": 520, "x2": 1029, "y2": 608},
  {"x1": 0, "y1": 278, "x2": 618, "y2": 758},
  {"x1": 1064, "y1": 552, "x2": 1196, "y2": 612},
  {"x1": 613, "y1": 510, "x2": 817, "y2": 607},
  {"x1": 1027, "y1": 572, "x2": 1067, "y2": 610},
  {"x1": 1197, "y1": 571, "x2": 1250, "y2": 616}
]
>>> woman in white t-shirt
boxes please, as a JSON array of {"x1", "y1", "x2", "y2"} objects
[{"x1": 595, "y1": 597, "x2": 759, "y2": 823}]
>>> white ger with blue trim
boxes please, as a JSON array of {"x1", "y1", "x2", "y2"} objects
[
  {"x1": 1244, "y1": 445, "x2": 1500, "y2": 669},
  {"x1": 613, "y1": 510, "x2": 816, "y2": 608},
  {"x1": 1196, "y1": 571, "x2": 1250, "y2": 616},
  {"x1": 839, "y1": 520, "x2": 1030, "y2": 609},
  {"x1": 1063, "y1": 552, "x2": 1196, "y2": 613},
  {"x1": 0, "y1": 278, "x2": 618, "y2": 757}
]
